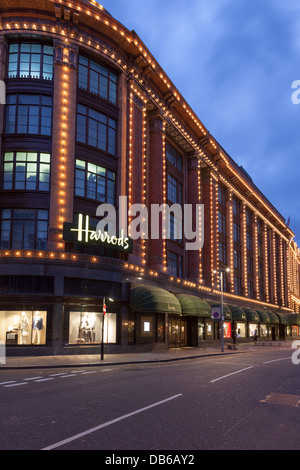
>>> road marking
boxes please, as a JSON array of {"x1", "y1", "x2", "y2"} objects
[
  {"x1": 263, "y1": 357, "x2": 291, "y2": 365},
  {"x1": 59, "y1": 374, "x2": 77, "y2": 378},
  {"x1": 80, "y1": 371, "x2": 97, "y2": 375},
  {"x1": 210, "y1": 366, "x2": 254, "y2": 383},
  {"x1": 50, "y1": 373, "x2": 68, "y2": 377},
  {"x1": 41, "y1": 394, "x2": 183, "y2": 451},
  {"x1": 0, "y1": 381, "x2": 16, "y2": 385},
  {"x1": 35, "y1": 378, "x2": 55, "y2": 383},
  {"x1": 23, "y1": 377, "x2": 43, "y2": 381},
  {"x1": 4, "y1": 382, "x2": 28, "y2": 387}
]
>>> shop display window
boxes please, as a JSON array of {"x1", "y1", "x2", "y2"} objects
[
  {"x1": 0, "y1": 310, "x2": 47, "y2": 345},
  {"x1": 223, "y1": 322, "x2": 232, "y2": 339},
  {"x1": 260, "y1": 324, "x2": 269, "y2": 338},
  {"x1": 68, "y1": 311, "x2": 117, "y2": 345},
  {"x1": 249, "y1": 323, "x2": 258, "y2": 338},
  {"x1": 236, "y1": 322, "x2": 246, "y2": 338}
]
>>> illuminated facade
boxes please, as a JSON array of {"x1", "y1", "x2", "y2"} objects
[{"x1": 0, "y1": 0, "x2": 299, "y2": 356}]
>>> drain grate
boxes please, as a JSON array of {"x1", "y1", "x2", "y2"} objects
[{"x1": 261, "y1": 393, "x2": 300, "y2": 408}]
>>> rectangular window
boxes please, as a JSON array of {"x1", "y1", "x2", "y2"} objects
[
  {"x1": 234, "y1": 249, "x2": 241, "y2": 270},
  {"x1": 234, "y1": 276, "x2": 242, "y2": 296},
  {"x1": 218, "y1": 241, "x2": 227, "y2": 264},
  {"x1": 3, "y1": 152, "x2": 50, "y2": 191},
  {"x1": 233, "y1": 222, "x2": 240, "y2": 243},
  {"x1": 6, "y1": 94, "x2": 52, "y2": 136},
  {"x1": 218, "y1": 186, "x2": 226, "y2": 206},
  {"x1": 75, "y1": 159, "x2": 115, "y2": 204},
  {"x1": 0, "y1": 208, "x2": 48, "y2": 250},
  {"x1": 8, "y1": 43, "x2": 53, "y2": 80},
  {"x1": 76, "y1": 104, "x2": 116, "y2": 155},
  {"x1": 168, "y1": 251, "x2": 183, "y2": 278},
  {"x1": 1, "y1": 310, "x2": 47, "y2": 346},
  {"x1": 78, "y1": 55, "x2": 117, "y2": 104},
  {"x1": 68, "y1": 311, "x2": 117, "y2": 345},
  {"x1": 166, "y1": 142, "x2": 183, "y2": 171},
  {"x1": 167, "y1": 174, "x2": 182, "y2": 205},
  {"x1": 218, "y1": 212, "x2": 226, "y2": 235}
]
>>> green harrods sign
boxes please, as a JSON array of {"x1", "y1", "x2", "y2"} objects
[{"x1": 63, "y1": 214, "x2": 133, "y2": 254}]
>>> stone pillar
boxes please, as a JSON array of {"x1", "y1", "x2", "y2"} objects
[
  {"x1": 0, "y1": 35, "x2": 8, "y2": 151},
  {"x1": 128, "y1": 86, "x2": 146, "y2": 266},
  {"x1": 226, "y1": 190, "x2": 234, "y2": 292},
  {"x1": 48, "y1": 41, "x2": 78, "y2": 251},
  {"x1": 187, "y1": 154, "x2": 201, "y2": 283},
  {"x1": 202, "y1": 168, "x2": 218, "y2": 288},
  {"x1": 241, "y1": 202, "x2": 247, "y2": 297},
  {"x1": 147, "y1": 111, "x2": 165, "y2": 271},
  {"x1": 252, "y1": 214, "x2": 259, "y2": 300}
]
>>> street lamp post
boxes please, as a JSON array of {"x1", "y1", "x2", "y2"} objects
[
  {"x1": 213, "y1": 267, "x2": 230, "y2": 353},
  {"x1": 101, "y1": 297, "x2": 114, "y2": 361}
]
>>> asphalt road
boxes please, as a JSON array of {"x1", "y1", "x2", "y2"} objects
[{"x1": 0, "y1": 346, "x2": 299, "y2": 452}]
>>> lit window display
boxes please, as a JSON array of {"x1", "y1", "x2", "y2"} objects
[
  {"x1": 224, "y1": 322, "x2": 232, "y2": 339},
  {"x1": 0, "y1": 310, "x2": 47, "y2": 345},
  {"x1": 260, "y1": 324, "x2": 269, "y2": 338},
  {"x1": 249, "y1": 323, "x2": 258, "y2": 338},
  {"x1": 69, "y1": 311, "x2": 116, "y2": 345},
  {"x1": 236, "y1": 322, "x2": 246, "y2": 338}
]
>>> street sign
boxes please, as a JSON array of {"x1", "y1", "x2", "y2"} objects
[
  {"x1": 103, "y1": 304, "x2": 106, "y2": 315},
  {"x1": 211, "y1": 305, "x2": 221, "y2": 320}
]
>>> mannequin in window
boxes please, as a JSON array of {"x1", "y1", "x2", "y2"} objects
[
  {"x1": 20, "y1": 312, "x2": 29, "y2": 344},
  {"x1": 32, "y1": 311, "x2": 43, "y2": 345}
]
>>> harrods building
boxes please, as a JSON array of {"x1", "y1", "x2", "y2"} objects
[{"x1": 0, "y1": 0, "x2": 300, "y2": 357}]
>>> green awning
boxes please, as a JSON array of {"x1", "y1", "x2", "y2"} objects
[
  {"x1": 205, "y1": 300, "x2": 232, "y2": 321},
  {"x1": 229, "y1": 305, "x2": 247, "y2": 321},
  {"x1": 255, "y1": 310, "x2": 271, "y2": 324},
  {"x1": 176, "y1": 294, "x2": 211, "y2": 317},
  {"x1": 130, "y1": 286, "x2": 181, "y2": 315},
  {"x1": 243, "y1": 308, "x2": 260, "y2": 323},
  {"x1": 267, "y1": 312, "x2": 280, "y2": 324},
  {"x1": 287, "y1": 313, "x2": 300, "y2": 326},
  {"x1": 275, "y1": 313, "x2": 289, "y2": 325}
]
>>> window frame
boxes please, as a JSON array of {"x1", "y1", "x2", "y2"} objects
[
  {"x1": 2, "y1": 151, "x2": 51, "y2": 191},
  {"x1": 8, "y1": 42, "x2": 54, "y2": 81},
  {"x1": 5, "y1": 94, "x2": 53, "y2": 136},
  {"x1": 0, "y1": 208, "x2": 49, "y2": 250}
]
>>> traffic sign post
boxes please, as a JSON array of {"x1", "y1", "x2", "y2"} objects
[{"x1": 101, "y1": 298, "x2": 106, "y2": 361}]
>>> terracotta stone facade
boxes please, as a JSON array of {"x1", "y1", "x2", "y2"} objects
[{"x1": 0, "y1": 0, "x2": 299, "y2": 356}]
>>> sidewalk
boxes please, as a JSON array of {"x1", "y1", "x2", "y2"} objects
[{"x1": 0, "y1": 341, "x2": 290, "y2": 370}]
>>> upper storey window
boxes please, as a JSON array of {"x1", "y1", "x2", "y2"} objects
[
  {"x1": 78, "y1": 55, "x2": 117, "y2": 105},
  {"x1": 6, "y1": 94, "x2": 52, "y2": 136},
  {"x1": 166, "y1": 142, "x2": 183, "y2": 172},
  {"x1": 76, "y1": 104, "x2": 116, "y2": 155},
  {"x1": 8, "y1": 43, "x2": 53, "y2": 80}
]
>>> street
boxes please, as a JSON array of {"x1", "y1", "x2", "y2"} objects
[{"x1": 0, "y1": 346, "x2": 299, "y2": 451}]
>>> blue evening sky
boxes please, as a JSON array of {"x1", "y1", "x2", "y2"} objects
[{"x1": 101, "y1": 0, "x2": 300, "y2": 242}]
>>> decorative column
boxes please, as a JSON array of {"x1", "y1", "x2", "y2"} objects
[
  {"x1": 147, "y1": 110, "x2": 166, "y2": 272},
  {"x1": 226, "y1": 190, "x2": 234, "y2": 292},
  {"x1": 252, "y1": 214, "x2": 259, "y2": 300},
  {"x1": 241, "y1": 202, "x2": 247, "y2": 297},
  {"x1": 202, "y1": 168, "x2": 218, "y2": 288},
  {"x1": 187, "y1": 154, "x2": 201, "y2": 283},
  {"x1": 263, "y1": 222, "x2": 269, "y2": 302},
  {"x1": 48, "y1": 41, "x2": 78, "y2": 251},
  {"x1": 127, "y1": 83, "x2": 147, "y2": 267},
  {"x1": 0, "y1": 35, "x2": 8, "y2": 151}
]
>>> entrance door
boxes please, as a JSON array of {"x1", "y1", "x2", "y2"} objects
[
  {"x1": 271, "y1": 326, "x2": 276, "y2": 341},
  {"x1": 169, "y1": 318, "x2": 187, "y2": 348}
]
